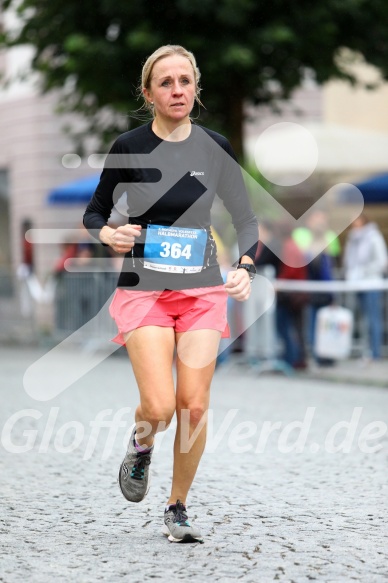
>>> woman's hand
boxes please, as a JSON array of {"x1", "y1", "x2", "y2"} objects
[
  {"x1": 100, "y1": 224, "x2": 142, "y2": 254},
  {"x1": 224, "y1": 268, "x2": 251, "y2": 301}
]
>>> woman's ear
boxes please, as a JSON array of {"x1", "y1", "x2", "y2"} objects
[{"x1": 143, "y1": 87, "x2": 153, "y2": 105}]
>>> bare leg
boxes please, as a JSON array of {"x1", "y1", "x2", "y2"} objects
[
  {"x1": 125, "y1": 326, "x2": 176, "y2": 448},
  {"x1": 167, "y1": 329, "x2": 221, "y2": 505}
]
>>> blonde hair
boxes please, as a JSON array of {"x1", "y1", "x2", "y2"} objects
[{"x1": 139, "y1": 45, "x2": 203, "y2": 115}]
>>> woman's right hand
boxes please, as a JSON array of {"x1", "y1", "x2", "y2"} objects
[{"x1": 99, "y1": 224, "x2": 142, "y2": 254}]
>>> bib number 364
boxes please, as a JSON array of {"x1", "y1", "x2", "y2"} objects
[
  {"x1": 160, "y1": 242, "x2": 192, "y2": 260},
  {"x1": 143, "y1": 224, "x2": 207, "y2": 273}
]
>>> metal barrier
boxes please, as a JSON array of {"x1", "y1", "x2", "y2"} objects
[
  {"x1": 240, "y1": 266, "x2": 295, "y2": 374},
  {"x1": 53, "y1": 271, "x2": 118, "y2": 342},
  {"x1": 7, "y1": 268, "x2": 388, "y2": 358},
  {"x1": 266, "y1": 277, "x2": 388, "y2": 360},
  {"x1": 230, "y1": 271, "x2": 388, "y2": 368},
  {"x1": 333, "y1": 288, "x2": 388, "y2": 358}
]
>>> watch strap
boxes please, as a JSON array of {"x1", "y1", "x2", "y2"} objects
[{"x1": 237, "y1": 263, "x2": 256, "y2": 280}]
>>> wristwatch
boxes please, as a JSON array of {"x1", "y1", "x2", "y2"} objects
[{"x1": 237, "y1": 263, "x2": 256, "y2": 282}]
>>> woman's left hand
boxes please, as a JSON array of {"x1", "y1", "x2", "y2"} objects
[{"x1": 224, "y1": 268, "x2": 251, "y2": 301}]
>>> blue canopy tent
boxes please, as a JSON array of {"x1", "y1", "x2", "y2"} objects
[
  {"x1": 340, "y1": 173, "x2": 388, "y2": 204},
  {"x1": 47, "y1": 174, "x2": 100, "y2": 205}
]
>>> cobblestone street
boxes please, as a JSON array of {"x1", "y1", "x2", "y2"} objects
[{"x1": 0, "y1": 347, "x2": 387, "y2": 582}]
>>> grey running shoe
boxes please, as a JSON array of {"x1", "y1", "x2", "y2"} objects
[
  {"x1": 162, "y1": 500, "x2": 203, "y2": 543},
  {"x1": 118, "y1": 427, "x2": 152, "y2": 503}
]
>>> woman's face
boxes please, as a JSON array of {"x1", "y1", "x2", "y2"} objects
[{"x1": 144, "y1": 55, "x2": 196, "y2": 124}]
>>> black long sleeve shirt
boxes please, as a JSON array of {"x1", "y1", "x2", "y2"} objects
[{"x1": 83, "y1": 121, "x2": 258, "y2": 290}]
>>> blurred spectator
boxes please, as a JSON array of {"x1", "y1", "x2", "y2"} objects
[
  {"x1": 255, "y1": 220, "x2": 308, "y2": 369},
  {"x1": 343, "y1": 213, "x2": 388, "y2": 360},
  {"x1": 54, "y1": 240, "x2": 78, "y2": 274},
  {"x1": 293, "y1": 210, "x2": 341, "y2": 266},
  {"x1": 71, "y1": 242, "x2": 95, "y2": 268},
  {"x1": 21, "y1": 219, "x2": 34, "y2": 274},
  {"x1": 294, "y1": 211, "x2": 335, "y2": 366}
]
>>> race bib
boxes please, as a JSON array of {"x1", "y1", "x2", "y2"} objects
[{"x1": 143, "y1": 225, "x2": 207, "y2": 273}]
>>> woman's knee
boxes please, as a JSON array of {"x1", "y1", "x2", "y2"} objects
[
  {"x1": 139, "y1": 401, "x2": 175, "y2": 428},
  {"x1": 177, "y1": 402, "x2": 208, "y2": 428}
]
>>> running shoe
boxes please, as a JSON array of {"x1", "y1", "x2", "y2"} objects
[
  {"x1": 162, "y1": 500, "x2": 204, "y2": 543},
  {"x1": 118, "y1": 427, "x2": 152, "y2": 503}
]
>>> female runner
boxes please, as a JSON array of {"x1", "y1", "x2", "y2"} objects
[{"x1": 83, "y1": 45, "x2": 258, "y2": 543}]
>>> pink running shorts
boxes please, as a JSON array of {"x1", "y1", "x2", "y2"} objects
[{"x1": 109, "y1": 285, "x2": 230, "y2": 345}]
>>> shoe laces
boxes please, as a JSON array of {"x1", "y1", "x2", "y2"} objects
[
  {"x1": 131, "y1": 452, "x2": 151, "y2": 480},
  {"x1": 173, "y1": 500, "x2": 189, "y2": 526}
]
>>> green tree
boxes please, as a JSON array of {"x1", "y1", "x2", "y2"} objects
[{"x1": 2, "y1": 0, "x2": 388, "y2": 158}]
